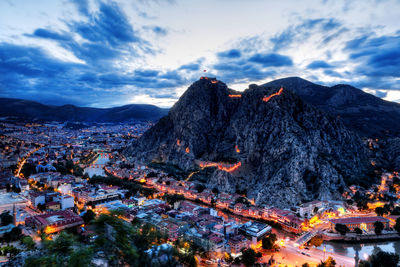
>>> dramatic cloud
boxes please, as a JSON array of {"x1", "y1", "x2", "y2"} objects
[
  {"x1": 307, "y1": 60, "x2": 333, "y2": 69},
  {"x1": 0, "y1": 0, "x2": 399, "y2": 106}
]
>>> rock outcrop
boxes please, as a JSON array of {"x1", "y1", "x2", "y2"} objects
[{"x1": 126, "y1": 77, "x2": 370, "y2": 208}]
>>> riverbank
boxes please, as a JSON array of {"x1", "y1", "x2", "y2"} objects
[{"x1": 322, "y1": 231, "x2": 400, "y2": 243}]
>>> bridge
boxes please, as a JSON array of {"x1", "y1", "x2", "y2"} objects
[{"x1": 294, "y1": 230, "x2": 320, "y2": 247}]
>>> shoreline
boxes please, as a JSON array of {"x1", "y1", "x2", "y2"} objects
[{"x1": 322, "y1": 232, "x2": 400, "y2": 243}]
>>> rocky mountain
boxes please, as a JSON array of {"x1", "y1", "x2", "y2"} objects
[
  {"x1": 0, "y1": 98, "x2": 168, "y2": 122},
  {"x1": 126, "y1": 77, "x2": 371, "y2": 208},
  {"x1": 262, "y1": 77, "x2": 400, "y2": 137}
]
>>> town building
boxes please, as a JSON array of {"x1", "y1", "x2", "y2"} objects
[
  {"x1": 25, "y1": 210, "x2": 83, "y2": 234},
  {"x1": 239, "y1": 221, "x2": 272, "y2": 245},
  {"x1": 329, "y1": 216, "x2": 390, "y2": 232},
  {"x1": 228, "y1": 234, "x2": 249, "y2": 255}
]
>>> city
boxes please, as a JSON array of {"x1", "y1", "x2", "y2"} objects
[
  {"x1": 1, "y1": 0, "x2": 400, "y2": 266},
  {"x1": 0, "y1": 117, "x2": 400, "y2": 266}
]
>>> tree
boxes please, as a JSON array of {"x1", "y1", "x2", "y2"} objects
[
  {"x1": 354, "y1": 227, "x2": 363, "y2": 235},
  {"x1": 302, "y1": 263, "x2": 310, "y2": 267},
  {"x1": 359, "y1": 251, "x2": 399, "y2": 267},
  {"x1": 309, "y1": 235, "x2": 323, "y2": 247},
  {"x1": 46, "y1": 231, "x2": 75, "y2": 255},
  {"x1": 375, "y1": 207, "x2": 385, "y2": 216},
  {"x1": 374, "y1": 221, "x2": 384, "y2": 235},
  {"x1": 37, "y1": 203, "x2": 46, "y2": 212},
  {"x1": 68, "y1": 246, "x2": 93, "y2": 267},
  {"x1": 82, "y1": 210, "x2": 95, "y2": 224},
  {"x1": 21, "y1": 236, "x2": 35, "y2": 250},
  {"x1": 334, "y1": 223, "x2": 349, "y2": 235},
  {"x1": 224, "y1": 252, "x2": 233, "y2": 263},
  {"x1": 262, "y1": 233, "x2": 277, "y2": 249},
  {"x1": 325, "y1": 256, "x2": 336, "y2": 267},
  {"x1": 212, "y1": 187, "x2": 219, "y2": 195},
  {"x1": 195, "y1": 184, "x2": 205, "y2": 193},
  {"x1": 317, "y1": 256, "x2": 336, "y2": 267},
  {"x1": 241, "y1": 248, "x2": 256, "y2": 267},
  {"x1": 391, "y1": 206, "x2": 400, "y2": 215},
  {"x1": 0, "y1": 211, "x2": 13, "y2": 226},
  {"x1": 394, "y1": 217, "x2": 400, "y2": 234}
]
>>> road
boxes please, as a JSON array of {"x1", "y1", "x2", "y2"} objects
[{"x1": 260, "y1": 241, "x2": 355, "y2": 266}]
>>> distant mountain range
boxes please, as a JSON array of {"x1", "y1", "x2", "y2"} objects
[{"x1": 0, "y1": 98, "x2": 169, "y2": 122}]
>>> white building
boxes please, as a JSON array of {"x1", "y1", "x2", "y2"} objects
[
  {"x1": 58, "y1": 183, "x2": 72, "y2": 195},
  {"x1": 56, "y1": 195, "x2": 74, "y2": 210}
]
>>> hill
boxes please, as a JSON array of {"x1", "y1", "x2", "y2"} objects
[
  {"x1": 261, "y1": 77, "x2": 400, "y2": 137},
  {"x1": 126, "y1": 77, "x2": 371, "y2": 208},
  {"x1": 0, "y1": 98, "x2": 168, "y2": 122}
]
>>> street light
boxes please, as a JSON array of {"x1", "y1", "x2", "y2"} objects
[{"x1": 323, "y1": 246, "x2": 326, "y2": 262}]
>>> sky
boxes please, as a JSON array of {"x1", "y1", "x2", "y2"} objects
[{"x1": 0, "y1": 0, "x2": 399, "y2": 108}]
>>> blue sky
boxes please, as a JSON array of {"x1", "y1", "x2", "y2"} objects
[{"x1": 0, "y1": 0, "x2": 399, "y2": 107}]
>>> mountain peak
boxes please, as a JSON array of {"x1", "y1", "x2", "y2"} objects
[{"x1": 126, "y1": 77, "x2": 369, "y2": 208}]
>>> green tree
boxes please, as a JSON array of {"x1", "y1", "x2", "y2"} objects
[
  {"x1": 46, "y1": 231, "x2": 75, "y2": 255},
  {"x1": 93, "y1": 214, "x2": 140, "y2": 266},
  {"x1": 374, "y1": 221, "x2": 384, "y2": 235},
  {"x1": 24, "y1": 255, "x2": 58, "y2": 267},
  {"x1": 262, "y1": 233, "x2": 277, "y2": 249},
  {"x1": 21, "y1": 236, "x2": 35, "y2": 250},
  {"x1": 68, "y1": 246, "x2": 93, "y2": 267},
  {"x1": 241, "y1": 248, "x2": 256, "y2": 267}
]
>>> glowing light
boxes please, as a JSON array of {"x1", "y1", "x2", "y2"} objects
[
  {"x1": 211, "y1": 80, "x2": 218, "y2": 84},
  {"x1": 199, "y1": 161, "x2": 242, "y2": 173},
  {"x1": 235, "y1": 145, "x2": 240, "y2": 153},
  {"x1": 185, "y1": 147, "x2": 190, "y2": 153},
  {"x1": 228, "y1": 94, "x2": 242, "y2": 98},
  {"x1": 218, "y1": 162, "x2": 242, "y2": 172},
  {"x1": 263, "y1": 87, "x2": 283, "y2": 102},
  {"x1": 177, "y1": 139, "x2": 181, "y2": 146},
  {"x1": 363, "y1": 253, "x2": 369, "y2": 260}
]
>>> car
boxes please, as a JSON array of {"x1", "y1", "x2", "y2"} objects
[
  {"x1": 304, "y1": 247, "x2": 310, "y2": 250},
  {"x1": 301, "y1": 252, "x2": 306, "y2": 255}
]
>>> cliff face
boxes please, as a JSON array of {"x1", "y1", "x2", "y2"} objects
[
  {"x1": 126, "y1": 78, "x2": 369, "y2": 208},
  {"x1": 262, "y1": 77, "x2": 400, "y2": 137}
]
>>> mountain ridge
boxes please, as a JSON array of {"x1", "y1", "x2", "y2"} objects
[
  {"x1": 0, "y1": 97, "x2": 169, "y2": 122},
  {"x1": 126, "y1": 77, "x2": 371, "y2": 208},
  {"x1": 260, "y1": 77, "x2": 400, "y2": 137}
]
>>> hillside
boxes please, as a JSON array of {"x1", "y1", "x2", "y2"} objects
[
  {"x1": 126, "y1": 77, "x2": 371, "y2": 208},
  {"x1": 262, "y1": 77, "x2": 400, "y2": 137},
  {"x1": 0, "y1": 98, "x2": 168, "y2": 122}
]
